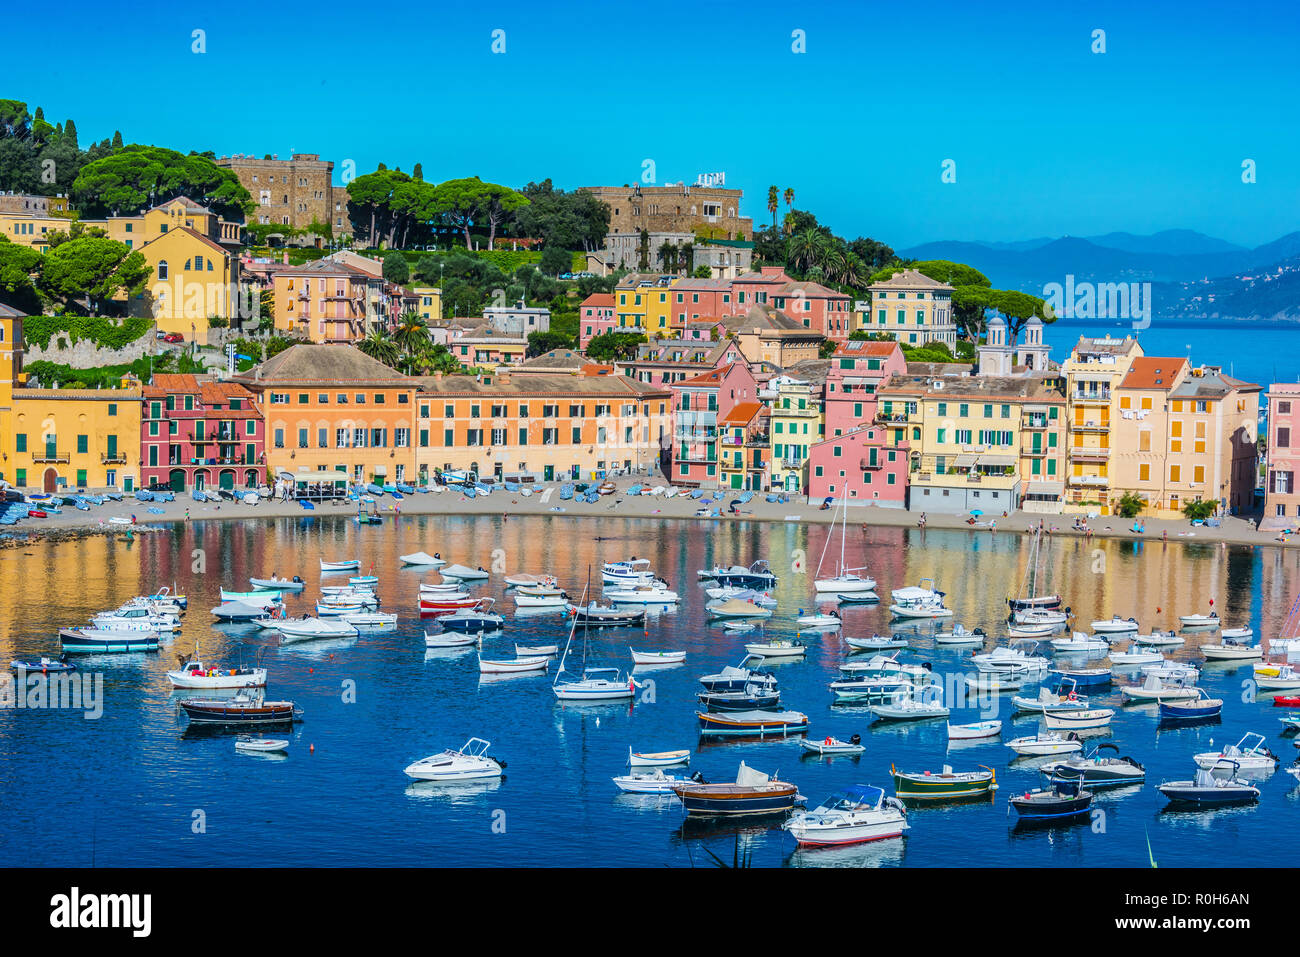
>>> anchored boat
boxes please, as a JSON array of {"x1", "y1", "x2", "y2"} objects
[{"x1": 891, "y1": 763, "x2": 997, "y2": 800}]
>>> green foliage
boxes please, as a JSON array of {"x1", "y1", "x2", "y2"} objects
[
  {"x1": 513, "y1": 180, "x2": 610, "y2": 252},
  {"x1": 1116, "y1": 491, "x2": 1146, "y2": 519},
  {"x1": 21, "y1": 314, "x2": 152, "y2": 350},
  {"x1": 818, "y1": 339, "x2": 838, "y2": 359},
  {"x1": 265, "y1": 335, "x2": 294, "y2": 359},
  {"x1": 245, "y1": 223, "x2": 303, "y2": 244},
  {"x1": 585, "y1": 331, "x2": 645, "y2": 363},
  {"x1": 1182, "y1": 498, "x2": 1217, "y2": 521},
  {"x1": 526, "y1": 330, "x2": 574, "y2": 357},
  {"x1": 538, "y1": 245, "x2": 571, "y2": 276},
  {"x1": 72, "y1": 145, "x2": 254, "y2": 220},
  {"x1": 693, "y1": 264, "x2": 712, "y2": 278},
  {"x1": 23, "y1": 350, "x2": 206, "y2": 390},
  {"x1": 383, "y1": 251, "x2": 410, "y2": 284},
  {"x1": 0, "y1": 235, "x2": 43, "y2": 311},
  {"x1": 39, "y1": 237, "x2": 151, "y2": 314}
]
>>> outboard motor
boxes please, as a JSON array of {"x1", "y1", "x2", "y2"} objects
[
  {"x1": 921, "y1": 661, "x2": 933, "y2": 672},
  {"x1": 689, "y1": 770, "x2": 709, "y2": 785},
  {"x1": 849, "y1": 734, "x2": 861, "y2": 745}
]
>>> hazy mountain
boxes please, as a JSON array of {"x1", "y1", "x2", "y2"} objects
[{"x1": 1082, "y1": 230, "x2": 1247, "y2": 256}]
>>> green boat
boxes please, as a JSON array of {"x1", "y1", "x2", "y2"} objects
[{"x1": 890, "y1": 763, "x2": 998, "y2": 800}]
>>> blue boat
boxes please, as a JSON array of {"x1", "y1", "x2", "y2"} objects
[
  {"x1": 382, "y1": 483, "x2": 398, "y2": 494},
  {"x1": 135, "y1": 490, "x2": 154, "y2": 502},
  {"x1": 766, "y1": 493, "x2": 780, "y2": 503},
  {"x1": 147, "y1": 506, "x2": 165, "y2": 515},
  {"x1": 366, "y1": 483, "x2": 385, "y2": 496},
  {"x1": 105, "y1": 491, "x2": 123, "y2": 501},
  {"x1": 585, "y1": 492, "x2": 600, "y2": 504},
  {"x1": 559, "y1": 484, "x2": 574, "y2": 501},
  {"x1": 300, "y1": 500, "x2": 315, "y2": 510},
  {"x1": 504, "y1": 481, "x2": 520, "y2": 492},
  {"x1": 463, "y1": 487, "x2": 477, "y2": 499},
  {"x1": 73, "y1": 498, "x2": 90, "y2": 511},
  {"x1": 1009, "y1": 781, "x2": 1093, "y2": 821},
  {"x1": 191, "y1": 488, "x2": 206, "y2": 502},
  {"x1": 59, "y1": 628, "x2": 160, "y2": 654},
  {"x1": 628, "y1": 484, "x2": 643, "y2": 495},
  {"x1": 396, "y1": 483, "x2": 416, "y2": 494},
  {"x1": 736, "y1": 491, "x2": 754, "y2": 504},
  {"x1": 689, "y1": 489, "x2": 704, "y2": 500},
  {"x1": 155, "y1": 491, "x2": 175, "y2": 502},
  {"x1": 1159, "y1": 689, "x2": 1223, "y2": 723}
]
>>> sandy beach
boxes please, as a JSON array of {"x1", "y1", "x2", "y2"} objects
[{"x1": 2, "y1": 482, "x2": 1289, "y2": 551}]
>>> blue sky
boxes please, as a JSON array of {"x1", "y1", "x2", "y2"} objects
[{"x1": 12, "y1": 0, "x2": 1300, "y2": 249}]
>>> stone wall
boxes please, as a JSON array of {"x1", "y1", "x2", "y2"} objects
[{"x1": 24, "y1": 330, "x2": 157, "y2": 367}]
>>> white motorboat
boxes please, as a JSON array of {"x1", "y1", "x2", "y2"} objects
[
  {"x1": 1141, "y1": 661, "x2": 1200, "y2": 683},
  {"x1": 1043, "y1": 708, "x2": 1114, "y2": 730},
  {"x1": 606, "y1": 583, "x2": 680, "y2": 604},
  {"x1": 321, "y1": 586, "x2": 378, "y2": 601},
  {"x1": 629, "y1": 648, "x2": 686, "y2": 665},
  {"x1": 220, "y1": 588, "x2": 283, "y2": 605},
  {"x1": 167, "y1": 657, "x2": 267, "y2": 689},
  {"x1": 783, "y1": 786, "x2": 908, "y2": 846},
  {"x1": 341, "y1": 611, "x2": 398, "y2": 628},
  {"x1": 1011, "y1": 681, "x2": 1091, "y2": 713},
  {"x1": 1120, "y1": 673, "x2": 1202, "y2": 702},
  {"x1": 604, "y1": 559, "x2": 655, "y2": 584},
  {"x1": 404, "y1": 738, "x2": 504, "y2": 781},
  {"x1": 234, "y1": 736, "x2": 289, "y2": 753},
  {"x1": 1202, "y1": 638, "x2": 1262, "y2": 661},
  {"x1": 744, "y1": 639, "x2": 806, "y2": 659},
  {"x1": 1051, "y1": 632, "x2": 1110, "y2": 653},
  {"x1": 845, "y1": 634, "x2": 909, "y2": 651},
  {"x1": 889, "y1": 582, "x2": 953, "y2": 620},
  {"x1": 320, "y1": 559, "x2": 360, "y2": 572},
  {"x1": 1133, "y1": 631, "x2": 1184, "y2": 647},
  {"x1": 1007, "y1": 622, "x2": 1055, "y2": 638},
  {"x1": 211, "y1": 601, "x2": 273, "y2": 621},
  {"x1": 553, "y1": 666, "x2": 637, "y2": 701},
  {"x1": 249, "y1": 576, "x2": 305, "y2": 591},
  {"x1": 1179, "y1": 611, "x2": 1220, "y2": 628},
  {"x1": 1108, "y1": 646, "x2": 1165, "y2": 666},
  {"x1": 947, "y1": 720, "x2": 1002, "y2": 740},
  {"x1": 1192, "y1": 732, "x2": 1279, "y2": 773},
  {"x1": 612, "y1": 769, "x2": 688, "y2": 794},
  {"x1": 517, "y1": 581, "x2": 564, "y2": 597},
  {"x1": 870, "y1": 686, "x2": 948, "y2": 721},
  {"x1": 276, "y1": 617, "x2": 358, "y2": 642},
  {"x1": 934, "y1": 625, "x2": 986, "y2": 644},
  {"x1": 315, "y1": 599, "x2": 364, "y2": 617},
  {"x1": 440, "y1": 564, "x2": 490, "y2": 581},
  {"x1": 706, "y1": 598, "x2": 772, "y2": 619},
  {"x1": 400, "y1": 552, "x2": 445, "y2": 567},
  {"x1": 973, "y1": 641, "x2": 1051, "y2": 674},
  {"x1": 1219, "y1": 626, "x2": 1253, "y2": 641},
  {"x1": 504, "y1": 573, "x2": 552, "y2": 587},
  {"x1": 1257, "y1": 664, "x2": 1300, "y2": 690},
  {"x1": 964, "y1": 669, "x2": 1028, "y2": 692},
  {"x1": 1091, "y1": 616, "x2": 1139, "y2": 634},
  {"x1": 704, "y1": 585, "x2": 776, "y2": 605},
  {"x1": 1006, "y1": 733, "x2": 1083, "y2": 757},
  {"x1": 478, "y1": 655, "x2": 548, "y2": 675},
  {"x1": 425, "y1": 631, "x2": 479, "y2": 648},
  {"x1": 797, "y1": 612, "x2": 842, "y2": 628},
  {"x1": 1012, "y1": 608, "x2": 1070, "y2": 627},
  {"x1": 627, "y1": 747, "x2": 690, "y2": 768},
  {"x1": 799, "y1": 734, "x2": 865, "y2": 755}
]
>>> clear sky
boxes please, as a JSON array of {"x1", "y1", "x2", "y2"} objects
[{"x1": 11, "y1": 0, "x2": 1299, "y2": 250}]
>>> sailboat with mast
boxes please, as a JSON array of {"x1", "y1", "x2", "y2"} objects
[
  {"x1": 553, "y1": 570, "x2": 639, "y2": 702},
  {"x1": 813, "y1": 497, "x2": 876, "y2": 594},
  {"x1": 1007, "y1": 526, "x2": 1061, "y2": 612}
]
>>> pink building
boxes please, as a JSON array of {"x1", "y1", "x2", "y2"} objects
[
  {"x1": 140, "y1": 374, "x2": 265, "y2": 492},
  {"x1": 578, "y1": 293, "x2": 616, "y2": 348},
  {"x1": 1264, "y1": 383, "x2": 1300, "y2": 529},
  {"x1": 806, "y1": 425, "x2": 909, "y2": 507},
  {"x1": 670, "y1": 278, "x2": 743, "y2": 329},
  {"x1": 727, "y1": 266, "x2": 854, "y2": 342},
  {"x1": 670, "y1": 362, "x2": 759, "y2": 487},
  {"x1": 823, "y1": 339, "x2": 908, "y2": 437}
]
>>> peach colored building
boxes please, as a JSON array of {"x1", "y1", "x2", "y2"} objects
[{"x1": 1264, "y1": 383, "x2": 1300, "y2": 529}]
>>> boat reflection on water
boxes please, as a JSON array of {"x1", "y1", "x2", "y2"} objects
[
  {"x1": 404, "y1": 778, "x2": 503, "y2": 805},
  {"x1": 274, "y1": 637, "x2": 358, "y2": 658},
  {"x1": 424, "y1": 647, "x2": 474, "y2": 663},
  {"x1": 786, "y1": 836, "x2": 906, "y2": 869},
  {"x1": 611, "y1": 792, "x2": 682, "y2": 815}
]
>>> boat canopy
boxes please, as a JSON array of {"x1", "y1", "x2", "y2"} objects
[
  {"x1": 842, "y1": 785, "x2": 885, "y2": 807},
  {"x1": 735, "y1": 761, "x2": 770, "y2": 788}
]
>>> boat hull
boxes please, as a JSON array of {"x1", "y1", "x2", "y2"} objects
[{"x1": 673, "y1": 784, "x2": 798, "y2": 818}]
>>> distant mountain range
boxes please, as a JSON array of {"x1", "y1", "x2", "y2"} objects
[{"x1": 899, "y1": 230, "x2": 1300, "y2": 320}]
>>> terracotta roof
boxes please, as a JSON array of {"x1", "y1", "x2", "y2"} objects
[
  {"x1": 139, "y1": 225, "x2": 230, "y2": 258},
  {"x1": 1119, "y1": 357, "x2": 1188, "y2": 391},
  {"x1": 869, "y1": 269, "x2": 952, "y2": 291},
  {"x1": 580, "y1": 293, "x2": 615, "y2": 308},
  {"x1": 239, "y1": 344, "x2": 412, "y2": 386},
  {"x1": 415, "y1": 373, "x2": 668, "y2": 398},
  {"x1": 673, "y1": 364, "x2": 732, "y2": 388},
  {"x1": 722, "y1": 400, "x2": 763, "y2": 426},
  {"x1": 834, "y1": 339, "x2": 900, "y2": 358}
]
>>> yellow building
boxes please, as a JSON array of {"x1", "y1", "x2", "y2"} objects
[
  {"x1": 768, "y1": 377, "x2": 823, "y2": 492},
  {"x1": 134, "y1": 227, "x2": 241, "y2": 344},
  {"x1": 865, "y1": 269, "x2": 959, "y2": 349},
  {"x1": 615, "y1": 274, "x2": 677, "y2": 337},
  {"x1": 1110, "y1": 358, "x2": 1260, "y2": 517},
  {"x1": 0, "y1": 213, "x2": 70, "y2": 252},
  {"x1": 412, "y1": 286, "x2": 442, "y2": 322},
  {"x1": 1061, "y1": 335, "x2": 1143, "y2": 514},
  {"x1": 415, "y1": 370, "x2": 673, "y2": 484},
  {"x1": 0, "y1": 312, "x2": 142, "y2": 493}
]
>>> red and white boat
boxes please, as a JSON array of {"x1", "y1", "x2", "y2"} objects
[{"x1": 419, "y1": 595, "x2": 480, "y2": 615}]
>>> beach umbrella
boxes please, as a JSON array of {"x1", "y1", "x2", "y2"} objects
[{"x1": 970, "y1": 509, "x2": 984, "y2": 517}]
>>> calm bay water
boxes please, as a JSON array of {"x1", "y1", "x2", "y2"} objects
[{"x1": 1, "y1": 513, "x2": 1298, "y2": 868}]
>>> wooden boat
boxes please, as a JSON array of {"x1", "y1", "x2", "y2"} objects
[
  {"x1": 567, "y1": 603, "x2": 646, "y2": 627},
  {"x1": 1009, "y1": 781, "x2": 1093, "y2": 820},
  {"x1": 947, "y1": 720, "x2": 1002, "y2": 740},
  {"x1": 627, "y1": 747, "x2": 690, "y2": 768},
  {"x1": 744, "y1": 639, "x2": 806, "y2": 659},
  {"x1": 783, "y1": 786, "x2": 908, "y2": 845},
  {"x1": 629, "y1": 648, "x2": 686, "y2": 665},
  {"x1": 515, "y1": 643, "x2": 559, "y2": 656},
  {"x1": 698, "y1": 686, "x2": 781, "y2": 712},
  {"x1": 249, "y1": 576, "x2": 305, "y2": 591},
  {"x1": 424, "y1": 631, "x2": 479, "y2": 648},
  {"x1": 799, "y1": 734, "x2": 864, "y2": 755},
  {"x1": 478, "y1": 655, "x2": 548, "y2": 674},
  {"x1": 669, "y1": 762, "x2": 799, "y2": 818},
  {"x1": 891, "y1": 763, "x2": 997, "y2": 800},
  {"x1": 179, "y1": 692, "x2": 299, "y2": 725},
  {"x1": 235, "y1": 736, "x2": 289, "y2": 753},
  {"x1": 698, "y1": 655, "x2": 778, "y2": 694},
  {"x1": 419, "y1": 595, "x2": 480, "y2": 614},
  {"x1": 696, "y1": 709, "x2": 809, "y2": 738}
]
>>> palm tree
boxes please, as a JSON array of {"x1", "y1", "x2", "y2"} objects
[
  {"x1": 657, "y1": 240, "x2": 677, "y2": 273},
  {"x1": 357, "y1": 329, "x2": 400, "y2": 367},
  {"x1": 394, "y1": 311, "x2": 430, "y2": 357},
  {"x1": 767, "y1": 185, "x2": 779, "y2": 232},
  {"x1": 679, "y1": 241, "x2": 695, "y2": 276},
  {"x1": 786, "y1": 229, "x2": 830, "y2": 274},
  {"x1": 783, "y1": 187, "x2": 794, "y2": 212}
]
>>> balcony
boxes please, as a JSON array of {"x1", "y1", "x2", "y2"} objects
[
  {"x1": 101, "y1": 453, "x2": 128, "y2": 464},
  {"x1": 874, "y1": 412, "x2": 911, "y2": 425},
  {"x1": 779, "y1": 458, "x2": 806, "y2": 470},
  {"x1": 912, "y1": 469, "x2": 1019, "y2": 490},
  {"x1": 1069, "y1": 446, "x2": 1110, "y2": 461},
  {"x1": 1072, "y1": 391, "x2": 1111, "y2": 404},
  {"x1": 1022, "y1": 416, "x2": 1050, "y2": 429},
  {"x1": 1068, "y1": 474, "x2": 1110, "y2": 487},
  {"x1": 33, "y1": 451, "x2": 69, "y2": 464},
  {"x1": 859, "y1": 458, "x2": 883, "y2": 470},
  {"x1": 776, "y1": 406, "x2": 819, "y2": 418},
  {"x1": 1071, "y1": 420, "x2": 1110, "y2": 432}
]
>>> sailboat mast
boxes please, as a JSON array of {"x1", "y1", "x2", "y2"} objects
[{"x1": 555, "y1": 571, "x2": 589, "y2": 686}]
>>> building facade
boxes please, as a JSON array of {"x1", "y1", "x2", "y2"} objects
[
  {"x1": 140, "y1": 375, "x2": 264, "y2": 491},
  {"x1": 216, "y1": 153, "x2": 337, "y2": 233},
  {"x1": 1264, "y1": 384, "x2": 1300, "y2": 528}
]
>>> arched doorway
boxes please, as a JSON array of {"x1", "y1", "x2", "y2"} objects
[
  {"x1": 195, "y1": 470, "x2": 209, "y2": 490},
  {"x1": 169, "y1": 469, "x2": 186, "y2": 492},
  {"x1": 219, "y1": 469, "x2": 235, "y2": 490},
  {"x1": 43, "y1": 468, "x2": 57, "y2": 493},
  {"x1": 244, "y1": 469, "x2": 259, "y2": 488}
]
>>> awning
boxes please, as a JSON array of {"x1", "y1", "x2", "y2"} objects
[
  {"x1": 1025, "y1": 481, "x2": 1064, "y2": 496},
  {"x1": 953, "y1": 454, "x2": 979, "y2": 468},
  {"x1": 978, "y1": 454, "x2": 1017, "y2": 467},
  {"x1": 372, "y1": 465, "x2": 387, "y2": 476},
  {"x1": 278, "y1": 469, "x2": 349, "y2": 484}
]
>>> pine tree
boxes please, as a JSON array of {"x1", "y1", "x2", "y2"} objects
[
  {"x1": 64, "y1": 119, "x2": 78, "y2": 149},
  {"x1": 413, "y1": 163, "x2": 423, "y2": 181},
  {"x1": 112, "y1": 130, "x2": 123, "y2": 149},
  {"x1": 34, "y1": 106, "x2": 44, "y2": 121}
]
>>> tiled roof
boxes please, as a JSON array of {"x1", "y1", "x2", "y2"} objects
[
  {"x1": 240, "y1": 344, "x2": 412, "y2": 385},
  {"x1": 1119, "y1": 357, "x2": 1188, "y2": 391},
  {"x1": 869, "y1": 269, "x2": 952, "y2": 290}
]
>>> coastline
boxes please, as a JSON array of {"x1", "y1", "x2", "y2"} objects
[{"x1": 3, "y1": 482, "x2": 1288, "y2": 550}]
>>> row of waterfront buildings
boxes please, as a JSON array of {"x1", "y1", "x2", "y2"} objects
[{"x1": 2, "y1": 303, "x2": 1295, "y2": 526}]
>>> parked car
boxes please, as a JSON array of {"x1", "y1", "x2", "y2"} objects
[{"x1": 162, "y1": 333, "x2": 185, "y2": 343}]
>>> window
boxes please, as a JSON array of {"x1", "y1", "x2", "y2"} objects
[
  {"x1": 158, "y1": 260, "x2": 168, "y2": 280},
  {"x1": 1139, "y1": 464, "x2": 1150, "y2": 482},
  {"x1": 77, "y1": 435, "x2": 87, "y2": 454},
  {"x1": 274, "y1": 428, "x2": 284, "y2": 448},
  {"x1": 318, "y1": 428, "x2": 328, "y2": 448},
  {"x1": 298, "y1": 429, "x2": 308, "y2": 449},
  {"x1": 15, "y1": 433, "x2": 26, "y2": 452},
  {"x1": 1279, "y1": 427, "x2": 1291, "y2": 449}
]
